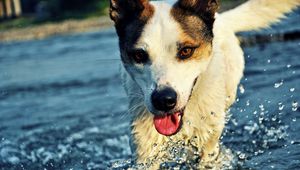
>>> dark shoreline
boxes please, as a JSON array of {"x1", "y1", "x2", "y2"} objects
[
  {"x1": 0, "y1": 16, "x2": 113, "y2": 42},
  {"x1": 239, "y1": 30, "x2": 300, "y2": 47}
]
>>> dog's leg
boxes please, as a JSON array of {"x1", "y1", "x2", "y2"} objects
[
  {"x1": 201, "y1": 139, "x2": 220, "y2": 162},
  {"x1": 200, "y1": 129, "x2": 222, "y2": 163}
]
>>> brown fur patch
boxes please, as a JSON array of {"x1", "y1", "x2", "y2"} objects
[
  {"x1": 175, "y1": 0, "x2": 219, "y2": 28},
  {"x1": 191, "y1": 43, "x2": 212, "y2": 61},
  {"x1": 176, "y1": 38, "x2": 212, "y2": 61},
  {"x1": 171, "y1": 11, "x2": 213, "y2": 61},
  {"x1": 171, "y1": 4, "x2": 214, "y2": 41},
  {"x1": 171, "y1": 0, "x2": 219, "y2": 39},
  {"x1": 171, "y1": 0, "x2": 218, "y2": 61},
  {"x1": 140, "y1": 1, "x2": 154, "y2": 20},
  {"x1": 110, "y1": 0, "x2": 153, "y2": 24}
]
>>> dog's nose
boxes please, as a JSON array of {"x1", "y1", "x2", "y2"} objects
[{"x1": 151, "y1": 87, "x2": 177, "y2": 112}]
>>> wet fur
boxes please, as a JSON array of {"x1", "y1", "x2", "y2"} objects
[{"x1": 111, "y1": 0, "x2": 300, "y2": 168}]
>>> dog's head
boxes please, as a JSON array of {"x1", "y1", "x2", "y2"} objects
[{"x1": 110, "y1": 0, "x2": 218, "y2": 136}]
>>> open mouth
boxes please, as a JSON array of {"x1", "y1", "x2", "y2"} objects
[
  {"x1": 153, "y1": 111, "x2": 183, "y2": 136},
  {"x1": 152, "y1": 77, "x2": 198, "y2": 136}
]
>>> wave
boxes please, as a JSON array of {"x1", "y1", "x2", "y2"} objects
[{"x1": 0, "y1": 74, "x2": 120, "y2": 100}]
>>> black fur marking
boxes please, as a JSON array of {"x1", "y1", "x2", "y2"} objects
[{"x1": 109, "y1": 0, "x2": 154, "y2": 64}]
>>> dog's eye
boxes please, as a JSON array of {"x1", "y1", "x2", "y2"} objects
[
  {"x1": 130, "y1": 50, "x2": 148, "y2": 64},
  {"x1": 178, "y1": 47, "x2": 195, "y2": 60}
]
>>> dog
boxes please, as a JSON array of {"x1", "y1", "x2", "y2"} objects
[{"x1": 109, "y1": 0, "x2": 300, "y2": 168}]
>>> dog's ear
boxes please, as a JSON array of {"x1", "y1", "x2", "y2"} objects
[
  {"x1": 175, "y1": 0, "x2": 219, "y2": 30},
  {"x1": 177, "y1": 0, "x2": 219, "y2": 19},
  {"x1": 109, "y1": 0, "x2": 150, "y2": 24}
]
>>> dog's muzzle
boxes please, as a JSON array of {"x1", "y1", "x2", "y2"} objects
[{"x1": 150, "y1": 86, "x2": 183, "y2": 136}]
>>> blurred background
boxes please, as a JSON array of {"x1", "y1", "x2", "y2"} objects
[
  {"x1": 0, "y1": 0, "x2": 108, "y2": 20},
  {"x1": 0, "y1": 0, "x2": 245, "y2": 41},
  {"x1": 0, "y1": 0, "x2": 299, "y2": 169},
  {"x1": 0, "y1": 0, "x2": 111, "y2": 41}
]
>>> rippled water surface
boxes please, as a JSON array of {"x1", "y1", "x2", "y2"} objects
[{"x1": 1, "y1": 11, "x2": 300, "y2": 170}]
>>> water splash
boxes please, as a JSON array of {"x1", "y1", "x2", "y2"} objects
[
  {"x1": 292, "y1": 101, "x2": 298, "y2": 112},
  {"x1": 274, "y1": 80, "x2": 284, "y2": 88},
  {"x1": 278, "y1": 103, "x2": 285, "y2": 111},
  {"x1": 239, "y1": 85, "x2": 245, "y2": 94},
  {"x1": 259, "y1": 104, "x2": 265, "y2": 112},
  {"x1": 109, "y1": 138, "x2": 239, "y2": 169},
  {"x1": 246, "y1": 100, "x2": 250, "y2": 106}
]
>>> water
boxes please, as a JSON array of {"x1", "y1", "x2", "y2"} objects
[{"x1": 1, "y1": 12, "x2": 300, "y2": 169}]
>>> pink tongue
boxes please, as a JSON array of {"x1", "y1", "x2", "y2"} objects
[{"x1": 153, "y1": 112, "x2": 181, "y2": 136}]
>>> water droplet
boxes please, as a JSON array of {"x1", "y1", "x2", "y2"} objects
[
  {"x1": 239, "y1": 85, "x2": 245, "y2": 94},
  {"x1": 267, "y1": 59, "x2": 271, "y2": 63},
  {"x1": 238, "y1": 153, "x2": 246, "y2": 160},
  {"x1": 259, "y1": 117, "x2": 264, "y2": 123},
  {"x1": 231, "y1": 118, "x2": 238, "y2": 126},
  {"x1": 246, "y1": 100, "x2": 250, "y2": 106},
  {"x1": 292, "y1": 118, "x2": 296, "y2": 122},
  {"x1": 292, "y1": 101, "x2": 298, "y2": 112},
  {"x1": 286, "y1": 64, "x2": 291, "y2": 68},
  {"x1": 186, "y1": 120, "x2": 191, "y2": 125},
  {"x1": 290, "y1": 88, "x2": 295, "y2": 92},
  {"x1": 278, "y1": 103, "x2": 285, "y2": 111},
  {"x1": 291, "y1": 141, "x2": 295, "y2": 144},
  {"x1": 274, "y1": 80, "x2": 284, "y2": 88},
  {"x1": 259, "y1": 104, "x2": 265, "y2": 111}
]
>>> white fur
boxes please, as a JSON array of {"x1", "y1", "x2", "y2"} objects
[
  {"x1": 120, "y1": 0, "x2": 300, "y2": 168},
  {"x1": 220, "y1": 0, "x2": 300, "y2": 32}
]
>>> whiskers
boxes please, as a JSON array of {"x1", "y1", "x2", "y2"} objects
[
  {"x1": 127, "y1": 92, "x2": 144, "y2": 98},
  {"x1": 118, "y1": 84, "x2": 152, "y2": 120},
  {"x1": 119, "y1": 102, "x2": 145, "y2": 121}
]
